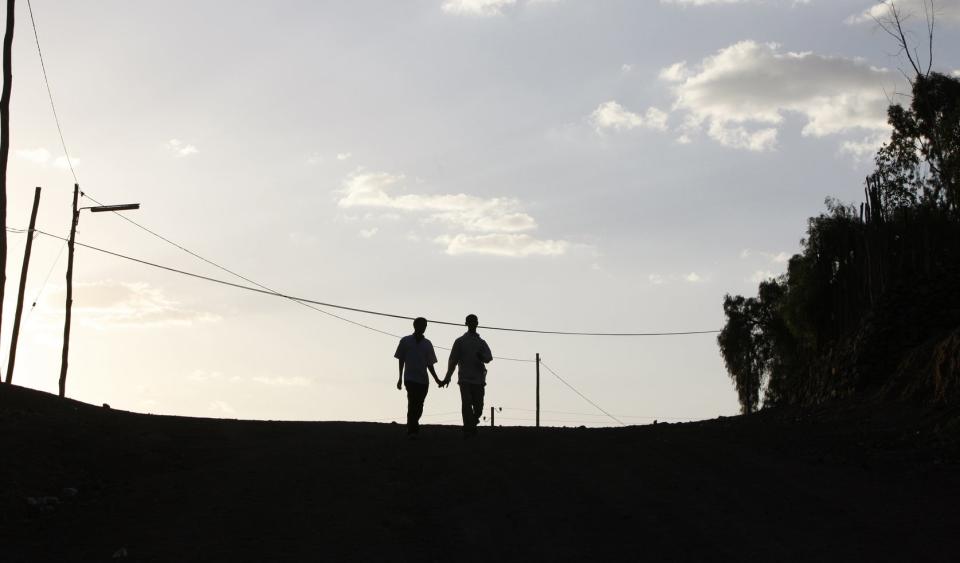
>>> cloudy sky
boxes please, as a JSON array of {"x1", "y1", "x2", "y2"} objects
[{"x1": 3, "y1": 0, "x2": 958, "y2": 425}]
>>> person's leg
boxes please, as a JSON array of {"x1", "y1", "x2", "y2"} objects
[
  {"x1": 459, "y1": 384, "x2": 473, "y2": 434},
  {"x1": 406, "y1": 382, "x2": 427, "y2": 434},
  {"x1": 472, "y1": 384, "x2": 485, "y2": 427}
]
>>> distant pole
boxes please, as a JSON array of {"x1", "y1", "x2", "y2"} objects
[
  {"x1": 0, "y1": 0, "x2": 16, "y2": 386},
  {"x1": 490, "y1": 406, "x2": 495, "y2": 427},
  {"x1": 535, "y1": 353, "x2": 540, "y2": 428},
  {"x1": 59, "y1": 183, "x2": 78, "y2": 398},
  {"x1": 6, "y1": 186, "x2": 41, "y2": 384}
]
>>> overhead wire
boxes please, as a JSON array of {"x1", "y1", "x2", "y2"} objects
[
  {"x1": 26, "y1": 0, "x2": 78, "y2": 184},
  {"x1": 538, "y1": 360, "x2": 625, "y2": 426},
  {"x1": 22, "y1": 229, "x2": 715, "y2": 345},
  {"x1": 26, "y1": 239, "x2": 67, "y2": 319},
  {"x1": 16, "y1": 228, "x2": 534, "y2": 362}
]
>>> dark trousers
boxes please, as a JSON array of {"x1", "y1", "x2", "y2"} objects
[
  {"x1": 459, "y1": 383, "x2": 485, "y2": 434},
  {"x1": 405, "y1": 382, "x2": 428, "y2": 434}
]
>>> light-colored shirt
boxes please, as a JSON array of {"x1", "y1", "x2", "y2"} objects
[
  {"x1": 449, "y1": 331, "x2": 492, "y2": 385},
  {"x1": 394, "y1": 335, "x2": 437, "y2": 384}
]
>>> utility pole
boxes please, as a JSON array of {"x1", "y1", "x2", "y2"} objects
[
  {"x1": 535, "y1": 353, "x2": 540, "y2": 428},
  {"x1": 58, "y1": 192, "x2": 139, "y2": 397},
  {"x1": 0, "y1": 0, "x2": 16, "y2": 385},
  {"x1": 6, "y1": 186, "x2": 40, "y2": 384},
  {"x1": 59, "y1": 183, "x2": 78, "y2": 397}
]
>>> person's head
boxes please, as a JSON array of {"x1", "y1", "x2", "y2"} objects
[
  {"x1": 413, "y1": 317, "x2": 428, "y2": 335},
  {"x1": 465, "y1": 314, "x2": 479, "y2": 331}
]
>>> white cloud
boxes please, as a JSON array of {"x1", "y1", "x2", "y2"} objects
[
  {"x1": 659, "y1": 62, "x2": 690, "y2": 82},
  {"x1": 590, "y1": 101, "x2": 669, "y2": 133},
  {"x1": 662, "y1": 41, "x2": 897, "y2": 151},
  {"x1": 307, "y1": 152, "x2": 322, "y2": 165},
  {"x1": 442, "y1": 0, "x2": 516, "y2": 16},
  {"x1": 840, "y1": 132, "x2": 889, "y2": 159},
  {"x1": 438, "y1": 233, "x2": 568, "y2": 257},
  {"x1": 750, "y1": 270, "x2": 777, "y2": 283},
  {"x1": 741, "y1": 248, "x2": 791, "y2": 263},
  {"x1": 661, "y1": 0, "x2": 753, "y2": 5},
  {"x1": 847, "y1": 0, "x2": 960, "y2": 26},
  {"x1": 53, "y1": 281, "x2": 219, "y2": 328},
  {"x1": 166, "y1": 139, "x2": 199, "y2": 157},
  {"x1": 621, "y1": 63, "x2": 634, "y2": 74},
  {"x1": 14, "y1": 148, "x2": 80, "y2": 169},
  {"x1": 661, "y1": 0, "x2": 810, "y2": 5},
  {"x1": 952, "y1": 70, "x2": 960, "y2": 77},
  {"x1": 338, "y1": 171, "x2": 568, "y2": 257},
  {"x1": 336, "y1": 152, "x2": 352, "y2": 161},
  {"x1": 15, "y1": 147, "x2": 52, "y2": 164},
  {"x1": 251, "y1": 375, "x2": 311, "y2": 387},
  {"x1": 187, "y1": 369, "x2": 224, "y2": 383},
  {"x1": 208, "y1": 400, "x2": 236, "y2": 416},
  {"x1": 53, "y1": 156, "x2": 78, "y2": 169},
  {"x1": 648, "y1": 272, "x2": 710, "y2": 285},
  {"x1": 339, "y1": 171, "x2": 537, "y2": 233}
]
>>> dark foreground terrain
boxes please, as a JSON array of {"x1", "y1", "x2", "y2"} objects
[{"x1": 2, "y1": 385, "x2": 959, "y2": 562}]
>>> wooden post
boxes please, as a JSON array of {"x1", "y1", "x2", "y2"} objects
[
  {"x1": 490, "y1": 406, "x2": 494, "y2": 427},
  {"x1": 6, "y1": 186, "x2": 41, "y2": 384},
  {"x1": 59, "y1": 183, "x2": 78, "y2": 398},
  {"x1": 0, "y1": 0, "x2": 16, "y2": 385},
  {"x1": 535, "y1": 353, "x2": 540, "y2": 428}
]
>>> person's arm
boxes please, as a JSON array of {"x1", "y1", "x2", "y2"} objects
[
  {"x1": 479, "y1": 340, "x2": 493, "y2": 364},
  {"x1": 394, "y1": 339, "x2": 406, "y2": 390},
  {"x1": 428, "y1": 364, "x2": 442, "y2": 386},
  {"x1": 426, "y1": 343, "x2": 442, "y2": 386},
  {"x1": 444, "y1": 340, "x2": 459, "y2": 385}
]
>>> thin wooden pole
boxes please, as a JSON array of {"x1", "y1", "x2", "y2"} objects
[
  {"x1": 6, "y1": 186, "x2": 40, "y2": 384},
  {"x1": 535, "y1": 353, "x2": 540, "y2": 428},
  {"x1": 490, "y1": 406, "x2": 494, "y2": 427},
  {"x1": 59, "y1": 183, "x2": 78, "y2": 398},
  {"x1": 0, "y1": 0, "x2": 16, "y2": 385}
]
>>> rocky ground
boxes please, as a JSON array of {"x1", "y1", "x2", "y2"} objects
[{"x1": 2, "y1": 384, "x2": 959, "y2": 562}]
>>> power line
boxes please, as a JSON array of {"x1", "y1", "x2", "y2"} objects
[
  {"x1": 22, "y1": 0, "x2": 718, "y2": 341},
  {"x1": 499, "y1": 407, "x2": 689, "y2": 420},
  {"x1": 26, "y1": 238, "x2": 67, "y2": 318},
  {"x1": 25, "y1": 0, "x2": 78, "y2": 184},
  {"x1": 26, "y1": 228, "x2": 716, "y2": 345},
  {"x1": 14, "y1": 228, "x2": 534, "y2": 362},
  {"x1": 538, "y1": 360, "x2": 625, "y2": 426}
]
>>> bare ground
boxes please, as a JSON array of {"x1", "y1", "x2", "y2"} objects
[{"x1": 2, "y1": 384, "x2": 959, "y2": 562}]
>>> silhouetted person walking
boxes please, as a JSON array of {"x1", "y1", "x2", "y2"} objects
[
  {"x1": 395, "y1": 317, "x2": 441, "y2": 437},
  {"x1": 442, "y1": 314, "x2": 492, "y2": 437}
]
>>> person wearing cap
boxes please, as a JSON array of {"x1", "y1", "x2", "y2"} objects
[
  {"x1": 394, "y1": 317, "x2": 441, "y2": 437},
  {"x1": 441, "y1": 314, "x2": 493, "y2": 437}
]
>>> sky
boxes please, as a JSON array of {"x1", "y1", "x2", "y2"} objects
[{"x1": 2, "y1": 0, "x2": 958, "y2": 426}]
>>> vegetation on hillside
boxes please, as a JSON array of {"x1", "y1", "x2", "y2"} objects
[{"x1": 719, "y1": 70, "x2": 960, "y2": 413}]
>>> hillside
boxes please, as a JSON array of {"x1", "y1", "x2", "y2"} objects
[{"x1": 2, "y1": 384, "x2": 959, "y2": 562}]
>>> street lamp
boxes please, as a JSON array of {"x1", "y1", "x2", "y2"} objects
[{"x1": 59, "y1": 183, "x2": 140, "y2": 398}]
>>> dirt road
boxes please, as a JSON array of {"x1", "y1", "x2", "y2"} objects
[{"x1": 2, "y1": 385, "x2": 958, "y2": 562}]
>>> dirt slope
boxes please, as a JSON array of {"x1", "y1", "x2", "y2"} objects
[{"x1": 2, "y1": 385, "x2": 958, "y2": 562}]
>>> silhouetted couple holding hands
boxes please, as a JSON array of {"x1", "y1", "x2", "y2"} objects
[{"x1": 394, "y1": 314, "x2": 493, "y2": 438}]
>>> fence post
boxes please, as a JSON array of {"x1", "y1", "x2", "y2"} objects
[{"x1": 536, "y1": 353, "x2": 540, "y2": 428}]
